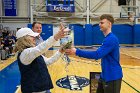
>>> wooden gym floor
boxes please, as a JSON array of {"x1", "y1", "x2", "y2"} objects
[{"x1": 0, "y1": 47, "x2": 140, "y2": 93}]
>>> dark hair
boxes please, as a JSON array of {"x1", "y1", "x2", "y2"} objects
[
  {"x1": 100, "y1": 14, "x2": 114, "y2": 24},
  {"x1": 32, "y1": 22, "x2": 42, "y2": 28}
]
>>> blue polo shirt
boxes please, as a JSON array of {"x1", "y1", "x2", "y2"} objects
[{"x1": 76, "y1": 32, "x2": 123, "y2": 82}]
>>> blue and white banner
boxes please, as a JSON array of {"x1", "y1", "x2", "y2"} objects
[
  {"x1": 47, "y1": 5, "x2": 75, "y2": 12},
  {"x1": 3, "y1": 0, "x2": 17, "y2": 16},
  {"x1": 46, "y1": 0, "x2": 75, "y2": 12}
]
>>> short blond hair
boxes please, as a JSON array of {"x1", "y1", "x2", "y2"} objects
[{"x1": 14, "y1": 35, "x2": 35, "y2": 52}]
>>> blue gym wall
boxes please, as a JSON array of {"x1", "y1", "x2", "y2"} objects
[
  {"x1": 28, "y1": 23, "x2": 140, "y2": 46},
  {"x1": 112, "y1": 24, "x2": 133, "y2": 44},
  {"x1": 70, "y1": 24, "x2": 140, "y2": 46},
  {"x1": 133, "y1": 24, "x2": 140, "y2": 44}
]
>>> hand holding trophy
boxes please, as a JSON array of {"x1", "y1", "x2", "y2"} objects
[{"x1": 59, "y1": 24, "x2": 74, "y2": 72}]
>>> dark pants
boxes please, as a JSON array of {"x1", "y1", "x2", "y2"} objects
[{"x1": 96, "y1": 78, "x2": 122, "y2": 93}]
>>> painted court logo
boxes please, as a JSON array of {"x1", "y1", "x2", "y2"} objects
[{"x1": 56, "y1": 75, "x2": 89, "y2": 90}]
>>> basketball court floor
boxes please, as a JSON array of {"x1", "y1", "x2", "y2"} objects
[{"x1": 0, "y1": 47, "x2": 140, "y2": 93}]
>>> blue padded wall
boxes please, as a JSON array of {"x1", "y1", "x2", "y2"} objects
[
  {"x1": 133, "y1": 24, "x2": 140, "y2": 44},
  {"x1": 27, "y1": 24, "x2": 53, "y2": 40},
  {"x1": 70, "y1": 24, "x2": 85, "y2": 46},
  {"x1": 85, "y1": 24, "x2": 93, "y2": 46},
  {"x1": 92, "y1": 24, "x2": 104, "y2": 45},
  {"x1": 112, "y1": 24, "x2": 133, "y2": 44},
  {"x1": 27, "y1": 23, "x2": 138, "y2": 46},
  {"x1": 27, "y1": 24, "x2": 32, "y2": 28},
  {"x1": 41, "y1": 24, "x2": 53, "y2": 40}
]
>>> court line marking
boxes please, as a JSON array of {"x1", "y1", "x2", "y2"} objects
[{"x1": 122, "y1": 80, "x2": 140, "y2": 93}]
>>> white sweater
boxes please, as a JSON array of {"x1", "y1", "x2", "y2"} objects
[{"x1": 19, "y1": 36, "x2": 62, "y2": 65}]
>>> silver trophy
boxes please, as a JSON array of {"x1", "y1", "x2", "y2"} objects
[{"x1": 60, "y1": 27, "x2": 73, "y2": 71}]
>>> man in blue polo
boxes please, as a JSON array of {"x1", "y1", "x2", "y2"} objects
[{"x1": 65, "y1": 14, "x2": 123, "y2": 93}]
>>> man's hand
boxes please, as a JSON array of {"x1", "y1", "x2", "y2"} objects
[
  {"x1": 65, "y1": 47, "x2": 76, "y2": 55},
  {"x1": 59, "y1": 41, "x2": 72, "y2": 53}
]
